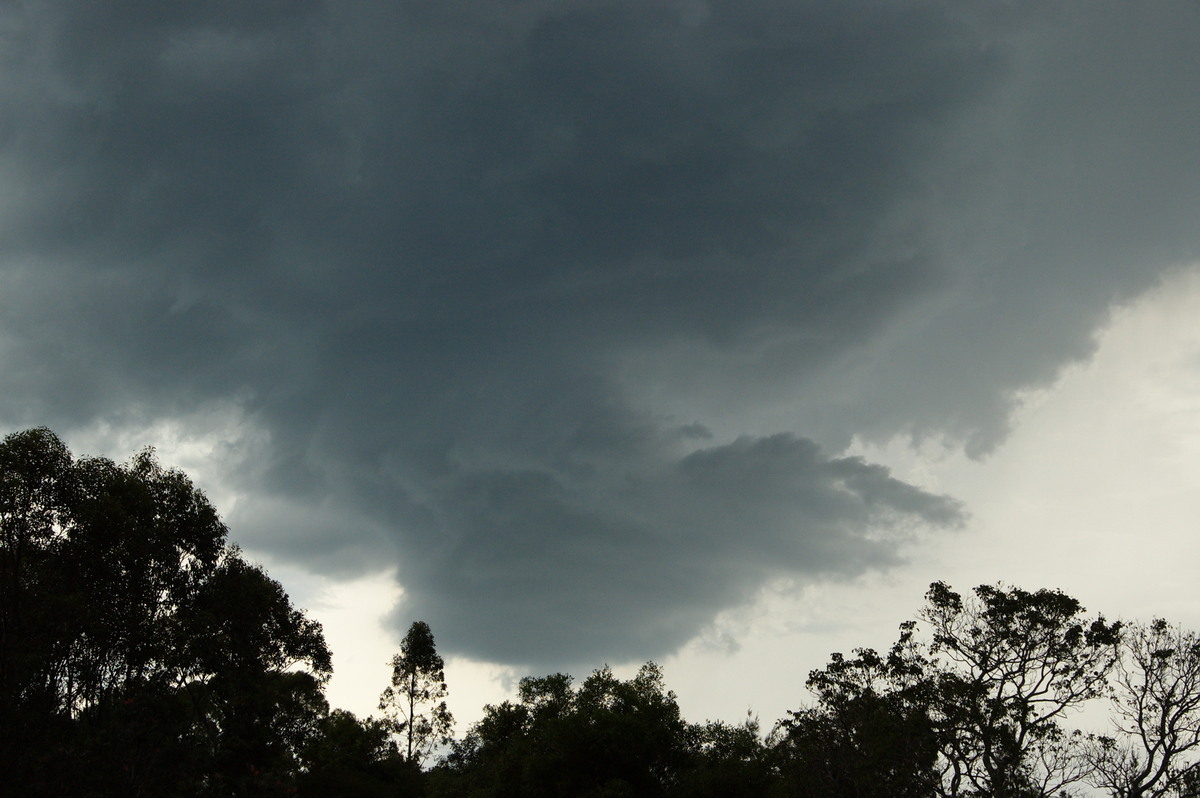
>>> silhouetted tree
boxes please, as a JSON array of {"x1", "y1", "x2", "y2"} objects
[
  {"x1": 381, "y1": 621, "x2": 453, "y2": 764},
  {"x1": 921, "y1": 582, "x2": 1121, "y2": 797},
  {"x1": 441, "y1": 662, "x2": 693, "y2": 798},
  {"x1": 1085, "y1": 619, "x2": 1200, "y2": 797},
  {"x1": 773, "y1": 628, "x2": 940, "y2": 798},
  {"x1": 674, "y1": 715, "x2": 772, "y2": 798},
  {"x1": 778, "y1": 582, "x2": 1122, "y2": 798},
  {"x1": 299, "y1": 709, "x2": 423, "y2": 797},
  {"x1": 176, "y1": 554, "x2": 333, "y2": 794},
  {"x1": 0, "y1": 427, "x2": 332, "y2": 795}
]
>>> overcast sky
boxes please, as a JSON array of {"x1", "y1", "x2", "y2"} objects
[{"x1": 4, "y1": 0, "x2": 1200, "y2": 732}]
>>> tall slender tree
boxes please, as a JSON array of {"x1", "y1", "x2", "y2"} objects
[{"x1": 379, "y1": 621, "x2": 453, "y2": 764}]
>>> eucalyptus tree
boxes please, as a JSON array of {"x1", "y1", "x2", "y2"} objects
[
  {"x1": 0, "y1": 428, "x2": 230, "y2": 765},
  {"x1": 380, "y1": 620, "x2": 454, "y2": 764},
  {"x1": 0, "y1": 427, "x2": 333, "y2": 795}
]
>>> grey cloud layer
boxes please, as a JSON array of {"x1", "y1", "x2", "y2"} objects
[
  {"x1": 2, "y1": 1, "x2": 1198, "y2": 666},
  {"x1": 412, "y1": 433, "x2": 962, "y2": 664}
]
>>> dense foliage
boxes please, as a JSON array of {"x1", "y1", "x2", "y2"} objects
[
  {"x1": 0, "y1": 428, "x2": 335, "y2": 795},
  {"x1": 4, "y1": 427, "x2": 1200, "y2": 796}
]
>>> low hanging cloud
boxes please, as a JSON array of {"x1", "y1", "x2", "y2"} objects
[
  {"x1": 2, "y1": 1, "x2": 1199, "y2": 666},
  {"x1": 391, "y1": 433, "x2": 964, "y2": 664}
]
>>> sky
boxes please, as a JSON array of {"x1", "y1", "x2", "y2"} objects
[{"x1": 3, "y1": 0, "x2": 1200, "y2": 735}]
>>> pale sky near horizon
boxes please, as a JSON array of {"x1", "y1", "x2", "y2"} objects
[{"x1": 4, "y1": 1, "x2": 1200, "y2": 749}]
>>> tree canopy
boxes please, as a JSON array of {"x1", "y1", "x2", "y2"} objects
[{"x1": 0, "y1": 428, "x2": 333, "y2": 795}]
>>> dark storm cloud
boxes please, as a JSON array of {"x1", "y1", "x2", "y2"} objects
[
  {"x1": 403, "y1": 433, "x2": 961, "y2": 664},
  {"x1": 2, "y1": 1, "x2": 1198, "y2": 665}
]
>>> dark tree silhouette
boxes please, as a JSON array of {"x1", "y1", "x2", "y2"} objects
[
  {"x1": 440, "y1": 662, "x2": 700, "y2": 798},
  {"x1": 921, "y1": 582, "x2": 1121, "y2": 797},
  {"x1": 1086, "y1": 619, "x2": 1200, "y2": 798},
  {"x1": 775, "y1": 635, "x2": 941, "y2": 797},
  {"x1": 381, "y1": 620, "x2": 454, "y2": 764},
  {"x1": 0, "y1": 427, "x2": 332, "y2": 795},
  {"x1": 298, "y1": 709, "x2": 423, "y2": 798},
  {"x1": 778, "y1": 582, "x2": 1123, "y2": 798}
]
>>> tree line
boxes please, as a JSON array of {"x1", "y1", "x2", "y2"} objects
[{"x1": 3, "y1": 427, "x2": 1199, "y2": 797}]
